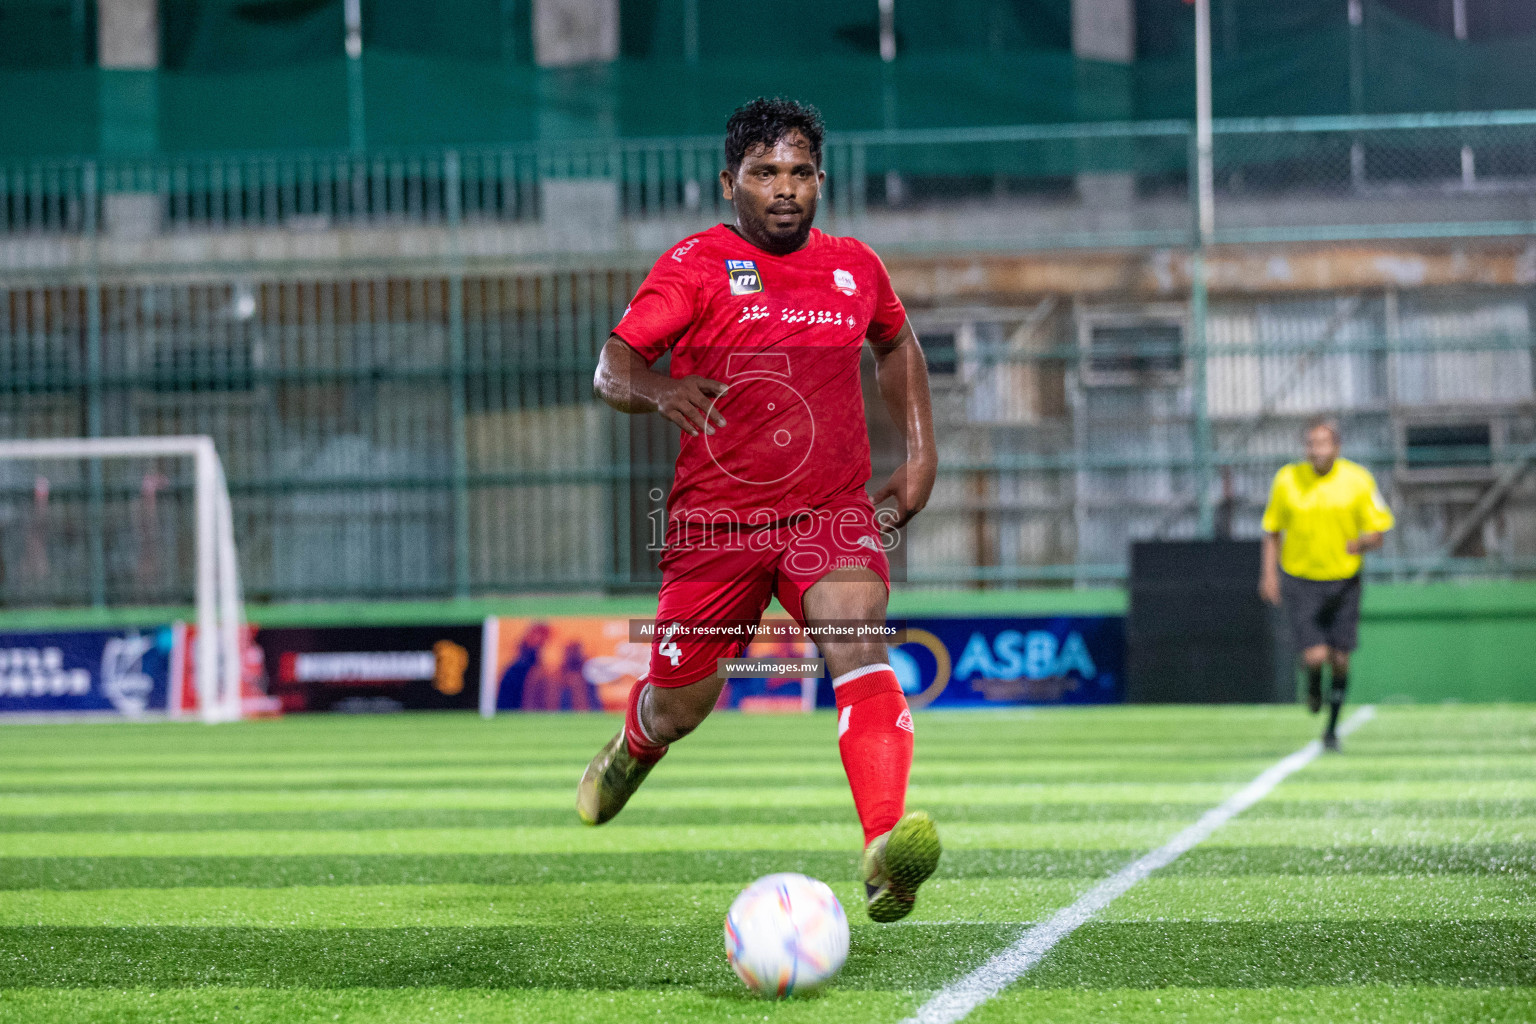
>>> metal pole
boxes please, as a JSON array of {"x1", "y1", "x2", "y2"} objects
[
  {"x1": 344, "y1": 0, "x2": 366, "y2": 154},
  {"x1": 879, "y1": 0, "x2": 899, "y2": 205},
  {"x1": 1192, "y1": 0, "x2": 1215, "y2": 538},
  {"x1": 683, "y1": 0, "x2": 699, "y2": 64},
  {"x1": 1191, "y1": 250, "x2": 1214, "y2": 538},
  {"x1": 1453, "y1": 0, "x2": 1474, "y2": 187},
  {"x1": 1194, "y1": 0, "x2": 1214, "y2": 245},
  {"x1": 84, "y1": 160, "x2": 106, "y2": 606},
  {"x1": 1348, "y1": 0, "x2": 1365, "y2": 188},
  {"x1": 446, "y1": 150, "x2": 471, "y2": 599}
]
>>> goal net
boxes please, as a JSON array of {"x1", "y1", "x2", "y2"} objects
[{"x1": 0, "y1": 436, "x2": 246, "y2": 722}]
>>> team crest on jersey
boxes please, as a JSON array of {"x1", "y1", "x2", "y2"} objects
[
  {"x1": 726, "y1": 259, "x2": 763, "y2": 296},
  {"x1": 833, "y1": 268, "x2": 858, "y2": 295}
]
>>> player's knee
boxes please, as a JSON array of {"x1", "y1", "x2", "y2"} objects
[
  {"x1": 822, "y1": 640, "x2": 889, "y2": 679},
  {"x1": 1300, "y1": 646, "x2": 1328, "y2": 670},
  {"x1": 647, "y1": 684, "x2": 715, "y2": 743}
]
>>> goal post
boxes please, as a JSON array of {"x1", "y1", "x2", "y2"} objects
[{"x1": 0, "y1": 435, "x2": 245, "y2": 723}]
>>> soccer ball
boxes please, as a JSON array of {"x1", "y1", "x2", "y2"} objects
[{"x1": 724, "y1": 872, "x2": 849, "y2": 997}]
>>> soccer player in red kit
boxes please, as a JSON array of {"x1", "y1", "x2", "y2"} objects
[{"x1": 576, "y1": 98, "x2": 941, "y2": 922}]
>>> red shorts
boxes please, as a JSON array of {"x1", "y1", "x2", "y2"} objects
[{"x1": 646, "y1": 492, "x2": 892, "y2": 687}]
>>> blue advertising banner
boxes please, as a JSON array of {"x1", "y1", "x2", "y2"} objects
[
  {"x1": 0, "y1": 627, "x2": 176, "y2": 717},
  {"x1": 817, "y1": 616, "x2": 1125, "y2": 709}
]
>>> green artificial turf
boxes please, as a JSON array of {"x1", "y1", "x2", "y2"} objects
[{"x1": 0, "y1": 705, "x2": 1531, "y2": 1022}]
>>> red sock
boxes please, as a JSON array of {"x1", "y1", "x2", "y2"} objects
[
  {"x1": 624, "y1": 679, "x2": 668, "y2": 764},
  {"x1": 834, "y1": 664, "x2": 913, "y2": 846}
]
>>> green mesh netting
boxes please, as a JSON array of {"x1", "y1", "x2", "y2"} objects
[
  {"x1": 160, "y1": 0, "x2": 343, "y2": 72},
  {"x1": 621, "y1": 0, "x2": 1070, "y2": 60},
  {"x1": 0, "y1": 0, "x2": 93, "y2": 69},
  {"x1": 1137, "y1": 4, "x2": 1536, "y2": 119},
  {"x1": 364, "y1": 0, "x2": 527, "y2": 64},
  {"x1": 1, "y1": 2, "x2": 1534, "y2": 159}
]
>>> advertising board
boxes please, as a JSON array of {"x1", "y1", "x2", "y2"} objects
[
  {"x1": 815, "y1": 616, "x2": 1126, "y2": 709},
  {"x1": 0, "y1": 626, "x2": 176, "y2": 717},
  {"x1": 257, "y1": 625, "x2": 482, "y2": 713},
  {"x1": 482, "y1": 617, "x2": 817, "y2": 715}
]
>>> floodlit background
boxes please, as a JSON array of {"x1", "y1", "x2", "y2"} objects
[
  {"x1": 3, "y1": 0, "x2": 1535, "y2": 604},
  {"x1": 0, "y1": 4, "x2": 1533, "y2": 1023}
]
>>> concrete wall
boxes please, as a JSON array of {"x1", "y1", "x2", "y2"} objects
[
  {"x1": 533, "y1": 0, "x2": 618, "y2": 66},
  {"x1": 897, "y1": 581, "x2": 1536, "y2": 704},
  {"x1": 1072, "y1": 0, "x2": 1135, "y2": 206},
  {"x1": 97, "y1": 0, "x2": 160, "y2": 232},
  {"x1": 1072, "y1": 0, "x2": 1134, "y2": 63},
  {"x1": 1350, "y1": 581, "x2": 1536, "y2": 703},
  {"x1": 97, "y1": 0, "x2": 157, "y2": 68}
]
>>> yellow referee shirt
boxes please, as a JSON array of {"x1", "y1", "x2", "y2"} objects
[{"x1": 1261, "y1": 457, "x2": 1395, "y2": 580}]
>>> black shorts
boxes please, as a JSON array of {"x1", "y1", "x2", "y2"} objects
[{"x1": 1281, "y1": 572, "x2": 1362, "y2": 653}]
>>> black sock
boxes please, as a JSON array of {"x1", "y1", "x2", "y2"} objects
[
  {"x1": 1307, "y1": 665, "x2": 1323, "y2": 695},
  {"x1": 1325, "y1": 670, "x2": 1348, "y2": 735}
]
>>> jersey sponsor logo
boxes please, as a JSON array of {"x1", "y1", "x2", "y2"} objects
[
  {"x1": 780, "y1": 308, "x2": 845, "y2": 325},
  {"x1": 671, "y1": 238, "x2": 700, "y2": 262},
  {"x1": 726, "y1": 259, "x2": 763, "y2": 295},
  {"x1": 833, "y1": 268, "x2": 857, "y2": 295},
  {"x1": 854, "y1": 534, "x2": 881, "y2": 553},
  {"x1": 895, "y1": 708, "x2": 914, "y2": 733}
]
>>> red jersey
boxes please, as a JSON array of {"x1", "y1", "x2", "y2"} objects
[{"x1": 613, "y1": 224, "x2": 907, "y2": 525}]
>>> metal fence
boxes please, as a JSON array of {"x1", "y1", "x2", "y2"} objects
[
  {"x1": 5, "y1": 111, "x2": 1536, "y2": 246},
  {"x1": 1, "y1": 111, "x2": 1534, "y2": 605}
]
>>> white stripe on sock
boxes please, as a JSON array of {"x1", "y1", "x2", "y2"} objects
[
  {"x1": 832, "y1": 663, "x2": 893, "y2": 689},
  {"x1": 633, "y1": 683, "x2": 661, "y2": 746},
  {"x1": 901, "y1": 706, "x2": 1377, "y2": 1024}
]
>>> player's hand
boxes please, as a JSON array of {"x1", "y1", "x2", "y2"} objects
[
  {"x1": 872, "y1": 456, "x2": 937, "y2": 532},
  {"x1": 653, "y1": 375, "x2": 727, "y2": 437},
  {"x1": 1344, "y1": 538, "x2": 1362, "y2": 555},
  {"x1": 1258, "y1": 572, "x2": 1281, "y2": 607}
]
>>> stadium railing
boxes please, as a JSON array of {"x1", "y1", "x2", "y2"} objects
[
  {"x1": 1, "y1": 111, "x2": 1534, "y2": 603},
  {"x1": 3, "y1": 111, "x2": 1535, "y2": 247}
]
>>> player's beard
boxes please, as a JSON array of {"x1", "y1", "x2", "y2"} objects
[{"x1": 737, "y1": 197, "x2": 817, "y2": 255}]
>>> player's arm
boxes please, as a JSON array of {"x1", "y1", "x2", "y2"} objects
[
  {"x1": 1259, "y1": 532, "x2": 1283, "y2": 606},
  {"x1": 869, "y1": 319, "x2": 937, "y2": 530},
  {"x1": 1345, "y1": 532, "x2": 1383, "y2": 555},
  {"x1": 593, "y1": 335, "x2": 726, "y2": 437},
  {"x1": 1258, "y1": 470, "x2": 1286, "y2": 606},
  {"x1": 1346, "y1": 473, "x2": 1393, "y2": 555}
]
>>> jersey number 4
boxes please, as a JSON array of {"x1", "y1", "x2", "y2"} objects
[{"x1": 658, "y1": 639, "x2": 682, "y2": 667}]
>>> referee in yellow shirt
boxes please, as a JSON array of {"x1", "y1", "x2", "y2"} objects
[{"x1": 1259, "y1": 417, "x2": 1395, "y2": 751}]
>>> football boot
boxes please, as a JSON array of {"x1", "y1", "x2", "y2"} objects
[
  {"x1": 861, "y1": 810, "x2": 941, "y2": 922},
  {"x1": 576, "y1": 731, "x2": 657, "y2": 825}
]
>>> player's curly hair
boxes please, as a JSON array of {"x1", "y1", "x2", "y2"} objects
[{"x1": 724, "y1": 97, "x2": 825, "y2": 174}]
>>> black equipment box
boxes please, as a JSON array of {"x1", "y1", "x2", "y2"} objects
[{"x1": 1127, "y1": 540, "x2": 1294, "y2": 703}]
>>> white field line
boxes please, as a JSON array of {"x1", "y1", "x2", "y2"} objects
[{"x1": 902, "y1": 706, "x2": 1377, "y2": 1024}]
